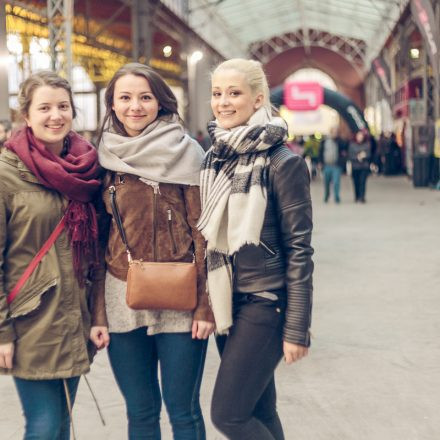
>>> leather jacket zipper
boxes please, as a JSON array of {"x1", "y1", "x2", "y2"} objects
[
  {"x1": 167, "y1": 209, "x2": 177, "y2": 254},
  {"x1": 153, "y1": 185, "x2": 159, "y2": 261},
  {"x1": 260, "y1": 239, "x2": 276, "y2": 256}
]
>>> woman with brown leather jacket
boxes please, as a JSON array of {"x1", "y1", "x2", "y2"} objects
[
  {"x1": 198, "y1": 59, "x2": 314, "y2": 440},
  {"x1": 0, "y1": 71, "x2": 103, "y2": 439},
  {"x1": 94, "y1": 63, "x2": 214, "y2": 439}
]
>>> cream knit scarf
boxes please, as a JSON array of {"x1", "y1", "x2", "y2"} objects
[
  {"x1": 197, "y1": 107, "x2": 287, "y2": 333},
  {"x1": 98, "y1": 115, "x2": 204, "y2": 185}
]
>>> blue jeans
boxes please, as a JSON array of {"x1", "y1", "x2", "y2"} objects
[
  {"x1": 14, "y1": 376, "x2": 80, "y2": 440},
  {"x1": 323, "y1": 165, "x2": 342, "y2": 202},
  {"x1": 107, "y1": 328, "x2": 208, "y2": 440}
]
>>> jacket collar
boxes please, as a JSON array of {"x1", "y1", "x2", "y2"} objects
[{"x1": 0, "y1": 148, "x2": 42, "y2": 184}]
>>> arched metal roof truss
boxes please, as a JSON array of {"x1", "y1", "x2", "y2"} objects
[
  {"x1": 249, "y1": 30, "x2": 367, "y2": 78},
  {"x1": 189, "y1": 0, "x2": 410, "y2": 71}
]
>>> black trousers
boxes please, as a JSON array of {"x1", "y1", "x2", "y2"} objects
[
  {"x1": 211, "y1": 293, "x2": 285, "y2": 440},
  {"x1": 352, "y1": 169, "x2": 369, "y2": 201}
]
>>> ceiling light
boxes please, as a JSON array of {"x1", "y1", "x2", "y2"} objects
[
  {"x1": 190, "y1": 50, "x2": 203, "y2": 63},
  {"x1": 163, "y1": 45, "x2": 172, "y2": 57},
  {"x1": 410, "y1": 48, "x2": 420, "y2": 59}
]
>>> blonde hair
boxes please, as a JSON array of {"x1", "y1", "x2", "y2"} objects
[{"x1": 212, "y1": 58, "x2": 271, "y2": 111}]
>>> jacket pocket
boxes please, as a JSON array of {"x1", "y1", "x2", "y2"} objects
[
  {"x1": 9, "y1": 277, "x2": 58, "y2": 318},
  {"x1": 167, "y1": 209, "x2": 178, "y2": 254},
  {"x1": 234, "y1": 244, "x2": 266, "y2": 282}
]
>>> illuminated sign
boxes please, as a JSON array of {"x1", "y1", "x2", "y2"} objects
[{"x1": 283, "y1": 82, "x2": 323, "y2": 111}]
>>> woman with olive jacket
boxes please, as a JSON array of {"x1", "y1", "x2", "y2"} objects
[{"x1": 0, "y1": 71, "x2": 104, "y2": 439}]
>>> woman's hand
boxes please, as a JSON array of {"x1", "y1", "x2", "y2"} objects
[
  {"x1": 0, "y1": 342, "x2": 14, "y2": 369},
  {"x1": 90, "y1": 326, "x2": 110, "y2": 350},
  {"x1": 192, "y1": 320, "x2": 215, "y2": 340},
  {"x1": 283, "y1": 341, "x2": 308, "y2": 365}
]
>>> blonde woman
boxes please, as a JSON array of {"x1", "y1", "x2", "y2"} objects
[{"x1": 198, "y1": 59, "x2": 314, "y2": 440}]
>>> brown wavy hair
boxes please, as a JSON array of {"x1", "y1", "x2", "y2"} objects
[
  {"x1": 98, "y1": 63, "x2": 180, "y2": 144},
  {"x1": 18, "y1": 70, "x2": 77, "y2": 119}
]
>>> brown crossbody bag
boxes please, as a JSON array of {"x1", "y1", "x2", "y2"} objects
[{"x1": 108, "y1": 185, "x2": 197, "y2": 311}]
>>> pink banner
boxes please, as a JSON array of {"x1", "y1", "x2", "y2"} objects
[{"x1": 283, "y1": 82, "x2": 323, "y2": 111}]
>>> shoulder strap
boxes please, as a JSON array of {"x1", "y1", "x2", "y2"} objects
[
  {"x1": 108, "y1": 185, "x2": 132, "y2": 262},
  {"x1": 7, "y1": 215, "x2": 66, "y2": 305}
]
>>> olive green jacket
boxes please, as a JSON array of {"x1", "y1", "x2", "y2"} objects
[{"x1": 0, "y1": 149, "x2": 100, "y2": 379}]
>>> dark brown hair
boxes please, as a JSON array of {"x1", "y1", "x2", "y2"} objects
[
  {"x1": 18, "y1": 70, "x2": 77, "y2": 118},
  {"x1": 98, "y1": 63, "x2": 179, "y2": 143}
]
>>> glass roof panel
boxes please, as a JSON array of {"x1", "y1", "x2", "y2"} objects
[{"x1": 188, "y1": 0, "x2": 409, "y2": 63}]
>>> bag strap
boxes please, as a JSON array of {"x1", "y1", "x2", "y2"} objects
[
  {"x1": 108, "y1": 185, "x2": 133, "y2": 262},
  {"x1": 7, "y1": 215, "x2": 66, "y2": 305}
]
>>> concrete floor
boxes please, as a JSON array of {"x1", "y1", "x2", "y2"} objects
[{"x1": 1, "y1": 174, "x2": 440, "y2": 440}]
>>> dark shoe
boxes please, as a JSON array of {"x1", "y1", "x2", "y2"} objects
[{"x1": 360, "y1": 198, "x2": 366, "y2": 203}]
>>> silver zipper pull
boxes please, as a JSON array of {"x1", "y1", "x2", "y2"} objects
[{"x1": 167, "y1": 209, "x2": 172, "y2": 221}]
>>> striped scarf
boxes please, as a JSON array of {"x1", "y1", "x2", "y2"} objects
[{"x1": 197, "y1": 108, "x2": 287, "y2": 333}]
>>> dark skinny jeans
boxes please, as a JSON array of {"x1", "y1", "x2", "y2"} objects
[
  {"x1": 211, "y1": 293, "x2": 286, "y2": 440},
  {"x1": 352, "y1": 168, "x2": 369, "y2": 201}
]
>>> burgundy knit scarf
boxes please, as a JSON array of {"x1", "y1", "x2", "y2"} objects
[{"x1": 5, "y1": 127, "x2": 102, "y2": 286}]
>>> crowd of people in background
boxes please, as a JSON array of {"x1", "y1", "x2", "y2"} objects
[{"x1": 283, "y1": 128, "x2": 407, "y2": 204}]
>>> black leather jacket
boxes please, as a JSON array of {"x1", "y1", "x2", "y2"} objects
[{"x1": 233, "y1": 145, "x2": 314, "y2": 346}]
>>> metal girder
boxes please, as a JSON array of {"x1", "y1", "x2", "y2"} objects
[
  {"x1": 249, "y1": 30, "x2": 367, "y2": 78},
  {"x1": 0, "y1": 0, "x2": 9, "y2": 120},
  {"x1": 90, "y1": 2, "x2": 127, "y2": 40},
  {"x1": 297, "y1": 0, "x2": 310, "y2": 55},
  {"x1": 47, "y1": 0, "x2": 73, "y2": 82},
  {"x1": 131, "y1": 0, "x2": 159, "y2": 63}
]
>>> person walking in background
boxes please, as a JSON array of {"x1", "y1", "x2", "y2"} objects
[
  {"x1": 389, "y1": 133, "x2": 402, "y2": 175},
  {"x1": 318, "y1": 127, "x2": 346, "y2": 203},
  {"x1": 198, "y1": 58, "x2": 314, "y2": 440},
  {"x1": 195, "y1": 129, "x2": 210, "y2": 151},
  {"x1": 96, "y1": 62, "x2": 214, "y2": 440},
  {"x1": 376, "y1": 132, "x2": 386, "y2": 174},
  {"x1": 0, "y1": 71, "x2": 104, "y2": 439},
  {"x1": 349, "y1": 130, "x2": 371, "y2": 203},
  {"x1": 303, "y1": 134, "x2": 320, "y2": 179},
  {"x1": 0, "y1": 119, "x2": 12, "y2": 148},
  {"x1": 382, "y1": 132, "x2": 402, "y2": 176}
]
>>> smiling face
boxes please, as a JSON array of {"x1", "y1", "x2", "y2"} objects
[
  {"x1": 211, "y1": 69, "x2": 263, "y2": 129},
  {"x1": 25, "y1": 86, "x2": 73, "y2": 153},
  {"x1": 112, "y1": 74, "x2": 160, "y2": 137}
]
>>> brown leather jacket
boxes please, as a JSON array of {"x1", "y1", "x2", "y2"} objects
[{"x1": 92, "y1": 172, "x2": 214, "y2": 326}]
